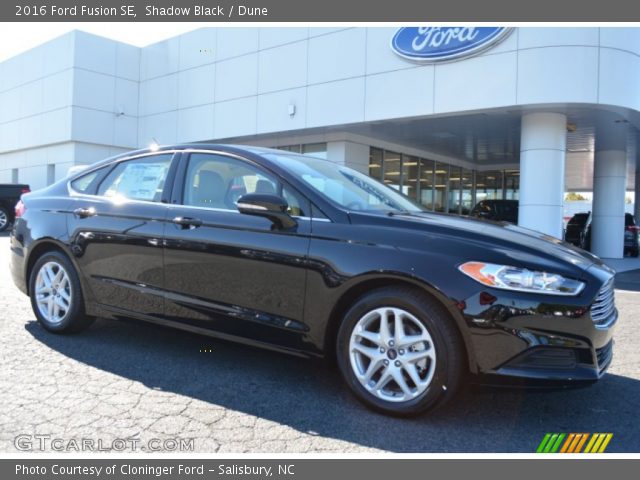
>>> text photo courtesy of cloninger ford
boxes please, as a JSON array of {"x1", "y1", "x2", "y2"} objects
[{"x1": 1, "y1": 24, "x2": 640, "y2": 453}]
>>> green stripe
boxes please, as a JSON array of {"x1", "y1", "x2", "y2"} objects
[
  {"x1": 537, "y1": 433, "x2": 552, "y2": 453},
  {"x1": 550, "y1": 433, "x2": 566, "y2": 453},
  {"x1": 544, "y1": 434, "x2": 559, "y2": 453}
]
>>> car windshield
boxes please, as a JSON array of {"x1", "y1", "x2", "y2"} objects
[{"x1": 264, "y1": 152, "x2": 423, "y2": 213}]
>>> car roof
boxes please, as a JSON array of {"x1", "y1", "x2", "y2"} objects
[{"x1": 83, "y1": 144, "x2": 314, "y2": 173}]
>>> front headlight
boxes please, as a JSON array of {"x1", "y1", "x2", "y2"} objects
[{"x1": 458, "y1": 261, "x2": 585, "y2": 296}]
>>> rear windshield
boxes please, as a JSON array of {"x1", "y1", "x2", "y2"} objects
[{"x1": 568, "y1": 213, "x2": 589, "y2": 226}]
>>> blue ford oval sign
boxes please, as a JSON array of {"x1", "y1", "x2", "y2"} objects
[{"x1": 391, "y1": 27, "x2": 513, "y2": 62}]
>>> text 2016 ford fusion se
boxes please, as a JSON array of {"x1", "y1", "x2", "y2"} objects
[{"x1": 10, "y1": 145, "x2": 616, "y2": 416}]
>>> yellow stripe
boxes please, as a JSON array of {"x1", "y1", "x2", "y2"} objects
[
  {"x1": 597, "y1": 434, "x2": 613, "y2": 453},
  {"x1": 574, "y1": 433, "x2": 589, "y2": 453},
  {"x1": 561, "y1": 434, "x2": 576, "y2": 453},
  {"x1": 584, "y1": 434, "x2": 598, "y2": 453},
  {"x1": 591, "y1": 434, "x2": 606, "y2": 453}
]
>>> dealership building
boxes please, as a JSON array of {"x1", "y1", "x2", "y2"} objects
[{"x1": 0, "y1": 26, "x2": 639, "y2": 258}]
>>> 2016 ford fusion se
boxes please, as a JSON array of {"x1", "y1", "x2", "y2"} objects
[{"x1": 10, "y1": 145, "x2": 616, "y2": 416}]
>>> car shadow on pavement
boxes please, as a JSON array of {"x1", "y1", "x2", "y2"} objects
[{"x1": 25, "y1": 317, "x2": 640, "y2": 453}]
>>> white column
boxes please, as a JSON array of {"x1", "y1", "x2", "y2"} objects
[
  {"x1": 326, "y1": 141, "x2": 370, "y2": 174},
  {"x1": 518, "y1": 112, "x2": 567, "y2": 238},
  {"x1": 592, "y1": 150, "x2": 627, "y2": 259}
]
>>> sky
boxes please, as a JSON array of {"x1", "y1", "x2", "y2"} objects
[{"x1": 0, "y1": 23, "x2": 201, "y2": 62}]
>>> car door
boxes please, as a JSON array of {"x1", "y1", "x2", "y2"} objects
[
  {"x1": 162, "y1": 151, "x2": 312, "y2": 351},
  {"x1": 67, "y1": 152, "x2": 177, "y2": 318}
]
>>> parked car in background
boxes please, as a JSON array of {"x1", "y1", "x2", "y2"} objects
[
  {"x1": 0, "y1": 183, "x2": 30, "y2": 232},
  {"x1": 10, "y1": 145, "x2": 616, "y2": 416},
  {"x1": 470, "y1": 199, "x2": 519, "y2": 223},
  {"x1": 564, "y1": 211, "x2": 639, "y2": 257}
]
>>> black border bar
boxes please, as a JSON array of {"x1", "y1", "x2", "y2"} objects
[{"x1": 5, "y1": 0, "x2": 640, "y2": 22}]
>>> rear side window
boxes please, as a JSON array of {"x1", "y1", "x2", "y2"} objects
[
  {"x1": 70, "y1": 170, "x2": 102, "y2": 193},
  {"x1": 98, "y1": 154, "x2": 173, "y2": 202}
]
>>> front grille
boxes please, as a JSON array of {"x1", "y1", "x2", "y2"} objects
[
  {"x1": 596, "y1": 340, "x2": 614, "y2": 372},
  {"x1": 507, "y1": 348, "x2": 577, "y2": 370},
  {"x1": 590, "y1": 278, "x2": 616, "y2": 328}
]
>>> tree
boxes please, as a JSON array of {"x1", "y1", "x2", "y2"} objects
[{"x1": 565, "y1": 192, "x2": 587, "y2": 201}]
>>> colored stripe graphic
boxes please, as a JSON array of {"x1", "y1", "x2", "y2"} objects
[
  {"x1": 559, "y1": 433, "x2": 589, "y2": 453},
  {"x1": 537, "y1": 433, "x2": 612, "y2": 453},
  {"x1": 560, "y1": 433, "x2": 580, "y2": 453},
  {"x1": 536, "y1": 433, "x2": 552, "y2": 453},
  {"x1": 597, "y1": 433, "x2": 614, "y2": 453},
  {"x1": 574, "y1": 433, "x2": 589, "y2": 453},
  {"x1": 537, "y1": 433, "x2": 565, "y2": 453}
]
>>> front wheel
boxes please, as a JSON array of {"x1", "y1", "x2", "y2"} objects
[
  {"x1": 29, "y1": 251, "x2": 94, "y2": 333},
  {"x1": 336, "y1": 287, "x2": 465, "y2": 416}
]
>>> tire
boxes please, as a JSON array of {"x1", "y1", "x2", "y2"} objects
[
  {"x1": 29, "y1": 250, "x2": 94, "y2": 333},
  {"x1": 0, "y1": 206, "x2": 10, "y2": 232},
  {"x1": 336, "y1": 286, "x2": 465, "y2": 416}
]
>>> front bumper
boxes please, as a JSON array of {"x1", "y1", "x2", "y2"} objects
[{"x1": 461, "y1": 268, "x2": 616, "y2": 385}]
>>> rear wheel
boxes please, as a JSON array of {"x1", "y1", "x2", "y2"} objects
[
  {"x1": 29, "y1": 251, "x2": 94, "y2": 333},
  {"x1": 0, "y1": 206, "x2": 10, "y2": 232},
  {"x1": 336, "y1": 287, "x2": 465, "y2": 416}
]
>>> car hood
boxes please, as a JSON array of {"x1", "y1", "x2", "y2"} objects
[{"x1": 351, "y1": 211, "x2": 605, "y2": 273}]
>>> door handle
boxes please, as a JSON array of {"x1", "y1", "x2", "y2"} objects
[
  {"x1": 73, "y1": 207, "x2": 96, "y2": 218},
  {"x1": 172, "y1": 216, "x2": 203, "y2": 229}
]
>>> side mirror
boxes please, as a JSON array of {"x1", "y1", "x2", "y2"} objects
[{"x1": 237, "y1": 193, "x2": 297, "y2": 230}]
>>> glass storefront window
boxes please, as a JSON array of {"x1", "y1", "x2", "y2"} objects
[
  {"x1": 276, "y1": 145, "x2": 301, "y2": 153},
  {"x1": 365, "y1": 148, "x2": 520, "y2": 215},
  {"x1": 448, "y1": 166, "x2": 461, "y2": 214},
  {"x1": 403, "y1": 155, "x2": 419, "y2": 200},
  {"x1": 302, "y1": 142, "x2": 327, "y2": 159},
  {"x1": 505, "y1": 170, "x2": 520, "y2": 200},
  {"x1": 475, "y1": 170, "x2": 503, "y2": 202},
  {"x1": 419, "y1": 158, "x2": 434, "y2": 210},
  {"x1": 461, "y1": 169, "x2": 473, "y2": 215},
  {"x1": 369, "y1": 147, "x2": 383, "y2": 181},
  {"x1": 383, "y1": 150, "x2": 402, "y2": 191},
  {"x1": 434, "y1": 162, "x2": 448, "y2": 213}
]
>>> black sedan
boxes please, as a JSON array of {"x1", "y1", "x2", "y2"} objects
[{"x1": 10, "y1": 145, "x2": 616, "y2": 416}]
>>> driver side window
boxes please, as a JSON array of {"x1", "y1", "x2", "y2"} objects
[
  {"x1": 183, "y1": 154, "x2": 278, "y2": 210},
  {"x1": 183, "y1": 154, "x2": 309, "y2": 217}
]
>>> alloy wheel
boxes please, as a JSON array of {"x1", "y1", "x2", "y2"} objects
[
  {"x1": 34, "y1": 261, "x2": 73, "y2": 325},
  {"x1": 349, "y1": 307, "x2": 436, "y2": 402}
]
